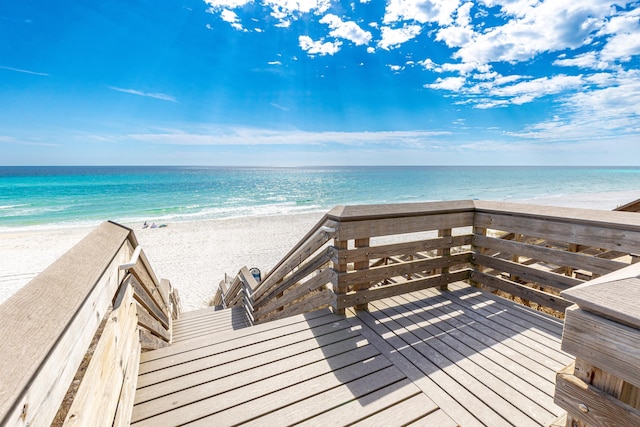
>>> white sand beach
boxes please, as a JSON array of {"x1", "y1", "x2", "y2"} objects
[{"x1": 1, "y1": 190, "x2": 639, "y2": 311}]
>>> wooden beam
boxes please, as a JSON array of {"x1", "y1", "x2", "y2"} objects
[
  {"x1": 337, "y1": 270, "x2": 471, "y2": 309},
  {"x1": 473, "y1": 235, "x2": 626, "y2": 276},
  {"x1": 473, "y1": 253, "x2": 583, "y2": 291},
  {"x1": 63, "y1": 281, "x2": 139, "y2": 425},
  {"x1": 0, "y1": 222, "x2": 132, "y2": 427},
  {"x1": 563, "y1": 306, "x2": 640, "y2": 390},
  {"x1": 338, "y1": 252, "x2": 472, "y2": 288},
  {"x1": 555, "y1": 363, "x2": 640, "y2": 427},
  {"x1": 336, "y1": 212, "x2": 474, "y2": 241},
  {"x1": 469, "y1": 270, "x2": 573, "y2": 312}
]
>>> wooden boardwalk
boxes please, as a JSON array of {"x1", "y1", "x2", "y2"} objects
[
  {"x1": 131, "y1": 283, "x2": 572, "y2": 426},
  {"x1": 171, "y1": 306, "x2": 252, "y2": 344}
]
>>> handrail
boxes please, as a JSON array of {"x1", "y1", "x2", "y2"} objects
[
  {"x1": 0, "y1": 221, "x2": 180, "y2": 426},
  {"x1": 224, "y1": 200, "x2": 640, "y2": 323}
]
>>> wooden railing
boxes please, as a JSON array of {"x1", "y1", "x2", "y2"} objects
[
  {"x1": 0, "y1": 221, "x2": 180, "y2": 427},
  {"x1": 216, "y1": 215, "x2": 339, "y2": 323},
  {"x1": 555, "y1": 262, "x2": 640, "y2": 426},
  {"x1": 221, "y1": 200, "x2": 640, "y2": 323}
]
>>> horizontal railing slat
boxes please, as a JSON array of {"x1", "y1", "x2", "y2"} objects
[
  {"x1": 340, "y1": 235, "x2": 472, "y2": 264},
  {"x1": 473, "y1": 253, "x2": 583, "y2": 291},
  {"x1": 470, "y1": 270, "x2": 573, "y2": 312},
  {"x1": 338, "y1": 252, "x2": 472, "y2": 288},
  {"x1": 473, "y1": 234, "x2": 626, "y2": 276},
  {"x1": 0, "y1": 222, "x2": 134, "y2": 426},
  {"x1": 337, "y1": 269, "x2": 471, "y2": 309}
]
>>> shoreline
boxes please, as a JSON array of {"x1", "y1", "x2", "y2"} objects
[{"x1": 2, "y1": 190, "x2": 639, "y2": 310}]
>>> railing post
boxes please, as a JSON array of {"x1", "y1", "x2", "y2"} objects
[
  {"x1": 354, "y1": 238, "x2": 370, "y2": 311},
  {"x1": 471, "y1": 226, "x2": 487, "y2": 289},
  {"x1": 437, "y1": 228, "x2": 452, "y2": 291},
  {"x1": 510, "y1": 233, "x2": 522, "y2": 282},
  {"x1": 333, "y1": 239, "x2": 348, "y2": 315}
]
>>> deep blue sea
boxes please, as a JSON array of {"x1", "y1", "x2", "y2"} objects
[{"x1": 2, "y1": 166, "x2": 640, "y2": 231}]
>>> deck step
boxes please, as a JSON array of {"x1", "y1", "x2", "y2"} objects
[{"x1": 171, "y1": 305, "x2": 251, "y2": 343}]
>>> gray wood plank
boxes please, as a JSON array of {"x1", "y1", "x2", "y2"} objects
[
  {"x1": 135, "y1": 326, "x2": 362, "y2": 403},
  {"x1": 562, "y1": 306, "x2": 640, "y2": 389},
  {"x1": 289, "y1": 378, "x2": 422, "y2": 427},
  {"x1": 137, "y1": 318, "x2": 356, "y2": 388},
  {"x1": 387, "y1": 294, "x2": 562, "y2": 419},
  {"x1": 350, "y1": 394, "x2": 442, "y2": 426},
  {"x1": 139, "y1": 310, "x2": 339, "y2": 372},
  {"x1": 353, "y1": 310, "x2": 500, "y2": 427},
  {"x1": 133, "y1": 348, "x2": 388, "y2": 425},
  {"x1": 562, "y1": 277, "x2": 640, "y2": 329},
  {"x1": 409, "y1": 409, "x2": 460, "y2": 427},
  {"x1": 368, "y1": 299, "x2": 552, "y2": 425},
  {"x1": 140, "y1": 308, "x2": 334, "y2": 363},
  {"x1": 402, "y1": 290, "x2": 560, "y2": 386},
  {"x1": 243, "y1": 369, "x2": 416, "y2": 426}
]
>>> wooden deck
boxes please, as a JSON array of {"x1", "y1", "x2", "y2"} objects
[
  {"x1": 171, "y1": 306, "x2": 252, "y2": 344},
  {"x1": 131, "y1": 283, "x2": 572, "y2": 426}
]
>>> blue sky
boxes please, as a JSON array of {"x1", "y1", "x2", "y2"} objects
[{"x1": 1, "y1": 0, "x2": 640, "y2": 166}]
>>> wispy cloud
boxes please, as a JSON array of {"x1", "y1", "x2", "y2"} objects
[
  {"x1": 125, "y1": 127, "x2": 451, "y2": 147},
  {"x1": 0, "y1": 136, "x2": 59, "y2": 147},
  {"x1": 109, "y1": 86, "x2": 178, "y2": 102},
  {"x1": 0, "y1": 65, "x2": 48, "y2": 76}
]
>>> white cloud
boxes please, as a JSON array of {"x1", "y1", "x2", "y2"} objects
[
  {"x1": 204, "y1": 0, "x2": 252, "y2": 7},
  {"x1": 0, "y1": 136, "x2": 59, "y2": 147},
  {"x1": 205, "y1": 0, "x2": 330, "y2": 28},
  {"x1": 507, "y1": 70, "x2": 640, "y2": 141},
  {"x1": 299, "y1": 35, "x2": 342, "y2": 56},
  {"x1": 426, "y1": 76, "x2": 466, "y2": 91},
  {"x1": 108, "y1": 87, "x2": 177, "y2": 102},
  {"x1": 454, "y1": 2, "x2": 611, "y2": 66},
  {"x1": 320, "y1": 14, "x2": 372, "y2": 46},
  {"x1": 554, "y1": 52, "x2": 609, "y2": 70},
  {"x1": 0, "y1": 65, "x2": 49, "y2": 76},
  {"x1": 383, "y1": 0, "x2": 462, "y2": 26},
  {"x1": 126, "y1": 128, "x2": 451, "y2": 146},
  {"x1": 268, "y1": 61, "x2": 282, "y2": 65},
  {"x1": 378, "y1": 25, "x2": 422, "y2": 50},
  {"x1": 220, "y1": 9, "x2": 244, "y2": 30}
]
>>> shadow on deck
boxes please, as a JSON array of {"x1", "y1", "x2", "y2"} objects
[{"x1": 131, "y1": 282, "x2": 571, "y2": 426}]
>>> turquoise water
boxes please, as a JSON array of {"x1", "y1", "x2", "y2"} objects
[{"x1": 2, "y1": 166, "x2": 640, "y2": 230}]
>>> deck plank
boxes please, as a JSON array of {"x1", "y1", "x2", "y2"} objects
[
  {"x1": 366, "y1": 299, "x2": 542, "y2": 426},
  {"x1": 402, "y1": 290, "x2": 563, "y2": 385},
  {"x1": 135, "y1": 328, "x2": 363, "y2": 403},
  {"x1": 131, "y1": 283, "x2": 567, "y2": 426},
  {"x1": 133, "y1": 348, "x2": 388, "y2": 425},
  {"x1": 372, "y1": 296, "x2": 558, "y2": 422}
]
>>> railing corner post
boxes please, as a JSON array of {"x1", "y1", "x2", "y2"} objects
[{"x1": 333, "y1": 239, "x2": 348, "y2": 315}]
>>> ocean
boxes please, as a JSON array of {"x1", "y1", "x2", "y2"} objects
[{"x1": 2, "y1": 165, "x2": 640, "y2": 231}]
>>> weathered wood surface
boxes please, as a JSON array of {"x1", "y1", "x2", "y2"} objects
[
  {"x1": 473, "y1": 234, "x2": 626, "y2": 276},
  {"x1": 562, "y1": 267, "x2": 640, "y2": 329},
  {"x1": 562, "y1": 306, "x2": 640, "y2": 390},
  {"x1": 254, "y1": 268, "x2": 336, "y2": 320},
  {"x1": 473, "y1": 252, "x2": 583, "y2": 291},
  {"x1": 131, "y1": 283, "x2": 568, "y2": 426},
  {"x1": 474, "y1": 209, "x2": 640, "y2": 255},
  {"x1": 338, "y1": 234, "x2": 472, "y2": 264},
  {"x1": 253, "y1": 218, "x2": 337, "y2": 303},
  {"x1": 336, "y1": 212, "x2": 474, "y2": 241},
  {"x1": 171, "y1": 306, "x2": 252, "y2": 343},
  {"x1": 0, "y1": 221, "x2": 133, "y2": 426},
  {"x1": 555, "y1": 363, "x2": 640, "y2": 427},
  {"x1": 64, "y1": 280, "x2": 139, "y2": 426},
  {"x1": 338, "y1": 252, "x2": 472, "y2": 287},
  {"x1": 336, "y1": 269, "x2": 470, "y2": 308},
  {"x1": 470, "y1": 270, "x2": 573, "y2": 312}
]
